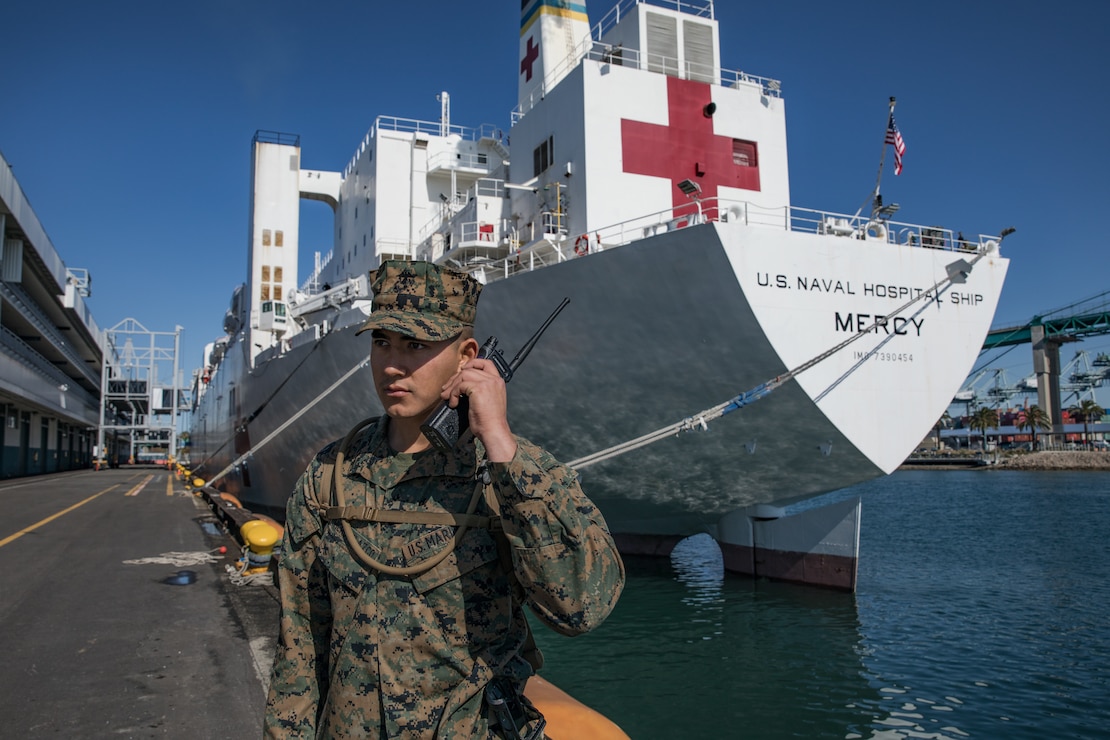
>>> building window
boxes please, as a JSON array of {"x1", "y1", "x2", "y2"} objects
[
  {"x1": 262, "y1": 229, "x2": 271, "y2": 247},
  {"x1": 275, "y1": 230, "x2": 284, "y2": 247}
]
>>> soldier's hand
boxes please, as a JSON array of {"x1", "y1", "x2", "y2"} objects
[{"x1": 441, "y1": 358, "x2": 517, "y2": 462}]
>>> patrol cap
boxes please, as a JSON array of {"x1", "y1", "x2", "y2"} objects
[{"x1": 356, "y1": 260, "x2": 482, "y2": 341}]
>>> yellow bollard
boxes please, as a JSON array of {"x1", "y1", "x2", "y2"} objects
[{"x1": 240, "y1": 519, "x2": 281, "y2": 573}]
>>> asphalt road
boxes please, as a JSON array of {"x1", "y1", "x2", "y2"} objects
[{"x1": 0, "y1": 467, "x2": 280, "y2": 738}]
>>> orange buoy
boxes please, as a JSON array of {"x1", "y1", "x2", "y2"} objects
[{"x1": 524, "y1": 675, "x2": 630, "y2": 739}]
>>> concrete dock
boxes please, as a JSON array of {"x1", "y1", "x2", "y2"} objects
[{"x1": 0, "y1": 468, "x2": 278, "y2": 738}]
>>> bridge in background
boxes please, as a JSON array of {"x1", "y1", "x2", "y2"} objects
[{"x1": 971, "y1": 293, "x2": 1110, "y2": 428}]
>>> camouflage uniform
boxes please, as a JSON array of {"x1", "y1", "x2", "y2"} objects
[{"x1": 264, "y1": 415, "x2": 625, "y2": 738}]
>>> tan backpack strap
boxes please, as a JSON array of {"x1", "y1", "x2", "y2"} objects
[
  {"x1": 305, "y1": 461, "x2": 333, "y2": 515},
  {"x1": 331, "y1": 417, "x2": 487, "y2": 577},
  {"x1": 324, "y1": 506, "x2": 491, "y2": 528},
  {"x1": 338, "y1": 478, "x2": 485, "y2": 577}
]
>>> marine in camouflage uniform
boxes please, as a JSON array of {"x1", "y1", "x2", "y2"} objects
[{"x1": 265, "y1": 261, "x2": 625, "y2": 738}]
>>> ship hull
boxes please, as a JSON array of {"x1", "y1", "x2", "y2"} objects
[{"x1": 192, "y1": 220, "x2": 1007, "y2": 538}]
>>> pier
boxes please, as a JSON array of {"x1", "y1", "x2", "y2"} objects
[{"x1": 0, "y1": 468, "x2": 275, "y2": 735}]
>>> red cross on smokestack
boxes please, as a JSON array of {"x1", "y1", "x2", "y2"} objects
[{"x1": 521, "y1": 36, "x2": 540, "y2": 82}]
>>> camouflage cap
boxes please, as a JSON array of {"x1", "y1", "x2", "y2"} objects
[{"x1": 356, "y1": 260, "x2": 482, "y2": 341}]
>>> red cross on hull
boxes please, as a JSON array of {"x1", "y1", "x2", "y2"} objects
[{"x1": 621, "y1": 77, "x2": 761, "y2": 211}]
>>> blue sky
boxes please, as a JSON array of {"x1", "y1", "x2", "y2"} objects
[{"x1": 2, "y1": 0, "x2": 1108, "y2": 408}]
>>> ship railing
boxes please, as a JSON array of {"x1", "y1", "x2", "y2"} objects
[
  {"x1": 254, "y1": 130, "x2": 301, "y2": 147},
  {"x1": 473, "y1": 198, "x2": 999, "y2": 284},
  {"x1": 346, "y1": 122, "x2": 507, "y2": 178},
  {"x1": 592, "y1": 0, "x2": 714, "y2": 41},
  {"x1": 414, "y1": 192, "x2": 474, "y2": 248},
  {"x1": 299, "y1": 250, "x2": 335, "y2": 295},
  {"x1": 375, "y1": 240, "x2": 413, "y2": 262},
  {"x1": 288, "y1": 275, "x2": 370, "y2": 320},
  {"x1": 513, "y1": 32, "x2": 780, "y2": 123},
  {"x1": 426, "y1": 149, "x2": 493, "y2": 174},
  {"x1": 415, "y1": 180, "x2": 511, "y2": 257},
  {"x1": 372, "y1": 116, "x2": 503, "y2": 144},
  {"x1": 779, "y1": 204, "x2": 995, "y2": 252}
]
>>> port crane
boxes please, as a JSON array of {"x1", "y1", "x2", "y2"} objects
[{"x1": 953, "y1": 350, "x2": 1109, "y2": 412}]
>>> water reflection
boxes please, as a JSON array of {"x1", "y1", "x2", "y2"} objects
[
  {"x1": 531, "y1": 472, "x2": 1110, "y2": 738},
  {"x1": 533, "y1": 533, "x2": 870, "y2": 739},
  {"x1": 670, "y1": 534, "x2": 725, "y2": 639}
]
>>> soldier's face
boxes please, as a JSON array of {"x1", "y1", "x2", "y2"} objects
[{"x1": 370, "y1": 329, "x2": 475, "y2": 421}]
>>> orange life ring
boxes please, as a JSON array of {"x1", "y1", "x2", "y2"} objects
[{"x1": 574, "y1": 234, "x2": 589, "y2": 256}]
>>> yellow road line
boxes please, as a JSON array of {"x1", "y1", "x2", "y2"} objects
[
  {"x1": 0, "y1": 484, "x2": 121, "y2": 548},
  {"x1": 165, "y1": 472, "x2": 174, "y2": 496},
  {"x1": 124, "y1": 474, "x2": 155, "y2": 497}
]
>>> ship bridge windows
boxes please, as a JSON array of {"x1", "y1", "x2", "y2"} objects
[{"x1": 259, "y1": 300, "x2": 288, "y2": 333}]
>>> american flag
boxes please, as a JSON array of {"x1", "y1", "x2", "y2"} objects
[{"x1": 886, "y1": 114, "x2": 906, "y2": 175}]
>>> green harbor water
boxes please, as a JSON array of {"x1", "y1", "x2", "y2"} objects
[{"x1": 532, "y1": 470, "x2": 1110, "y2": 739}]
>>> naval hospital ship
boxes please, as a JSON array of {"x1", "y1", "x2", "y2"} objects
[{"x1": 189, "y1": 0, "x2": 1009, "y2": 590}]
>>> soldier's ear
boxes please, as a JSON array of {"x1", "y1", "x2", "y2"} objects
[{"x1": 458, "y1": 336, "x2": 480, "y2": 363}]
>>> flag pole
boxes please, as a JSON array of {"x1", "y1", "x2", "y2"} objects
[{"x1": 853, "y1": 96, "x2": 897, "y2": 221}]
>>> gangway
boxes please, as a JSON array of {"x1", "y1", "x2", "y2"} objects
[{"x1": 97, "y1": 319, "x2": 190, "y2": 465}]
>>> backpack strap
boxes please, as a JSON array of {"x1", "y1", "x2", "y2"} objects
[
  {"x1": 323, "y1": 506, "x2": 492, "y2": 528},
  {"x1": 325, "y1": 417, "x2": 486, "y2": 578},
  {"x1": 318, "y1": 418, "x2": 545, "y2": 671}
]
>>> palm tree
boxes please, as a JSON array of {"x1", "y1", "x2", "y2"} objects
[
  {"x1": 1069, "y1": 399, "x2": 1105, "y2": 449},
  {"x1": 1016, "y1": 404, "x2": 1053, "y2": 450},
  {"x1": 968, "y1": 406, "x2": 999, "y2": 452}
]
